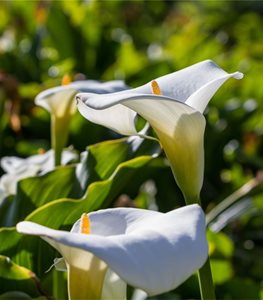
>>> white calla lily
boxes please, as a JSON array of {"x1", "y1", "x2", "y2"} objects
[
  {"x1": 35, "y1": 80, "x2": 129, "y2": 166},
  {"x1": 17, "y1": 204, "x2": 207, "y2": 299},
  {"x1": 0, "y1": 149, "x2": 77, "y2": 196},
  {"x1": 76, "y1": 60, "x2": 243, "y2": 203}
]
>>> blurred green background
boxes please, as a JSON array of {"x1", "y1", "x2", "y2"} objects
[{"x1": 0, "y1": 0, "x2": 263, "y2": 299}]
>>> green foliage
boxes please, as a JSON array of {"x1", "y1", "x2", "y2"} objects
[
  {"x1": 0, "y1": 255, "x2": 45, "y2": 298},
  {"x1": 0, "y1": 137, "x2": 160, "y2": 286},
  {"x1": 0, "y1": 1, "x2": 263, "y2": 299}
]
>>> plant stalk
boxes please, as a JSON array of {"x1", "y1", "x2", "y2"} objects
[
  {"x1": 53, "y1": 269, "x2": 67, "y2": 300},
  {"x1": 184, "y1": 194, "x2": 216, "y2": 300},
  {"x1": 51, "y1": 116, "x2": 67, "y2": 167},
  {"x1": 197, "y1": 257, "x2": 216, "y2": 300}
]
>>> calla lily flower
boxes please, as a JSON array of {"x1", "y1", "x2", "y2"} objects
[
  {"x1": 0, "y1": 149, "x2": 77, "y2": 196},
  {"x1": 35, "y1": 80, "x2": 129, "y2": 166},
  {"x1": 76, "y1": 60, "x2": 243, "y2": 203},
  {"x1": 17, "y1": 204, "x2": 207, "y2": 299}
]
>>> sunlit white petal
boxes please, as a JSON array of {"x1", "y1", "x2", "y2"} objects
[
  {"x1": 17, "y1": 204, "x2": 208, "y2": 296},
  {"x1": 36, "y1": 88, "x2": 77, "y2": 117},
  {"x1": 35, "y1": 80, "x2": 129, "y2": 115},
  {"x1": 101, "y1": 269, "x2": 127, "y2": 300},
  {"x1": 0, "y1": 149, "x2": 77, "y2": 195},
  {"x1": 35, "y1": 79, "x2": 130, "y2": 166},
  {"x1": 76, "y1": 60, "x2": 243, "y2": 134},
  {"x1": 77, "y1": 98, "x2": 137, "y2": 136},
  {"x1": 186, "y1": 70, "x2": 243, "y2": 113},
  {"x1": 77, "y1": 60, "x2": 243, "y2": 107},
  {"x1": 77, "y1": 93, "x2": 205, "y2": 199},
  {"x1": 76, "y1": 60, "x2": 242, "y2": 201}
]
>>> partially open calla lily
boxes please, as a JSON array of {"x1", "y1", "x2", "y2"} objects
[
  {"x1": 17, "y1": 204, "x2": 207, "y2": 299},
  {"x1": 76, "y1": 60, "x2": 243, "y2": 203},
  {"x1": 35, "y1": 80, "x2": 129, "y2": 166},
  {"x1": 0, "y1": 149, "x2": 77, "y2": 196}
]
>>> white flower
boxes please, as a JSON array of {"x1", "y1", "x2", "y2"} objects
[
  {"x1": 35, "y1": 80, "x2": 129, "y2": 117},
  {"x1": 35, "y1": 80, "x2": 129, "y2": 165},
  {"x1": 0, "y1": 149, "x2": 77, "y2": 196},
  {"x1": 17, "y1": 204, "x2": 207, "y2": 299},
  {"x1": 76, "y1": 60, "x2": 243, "y2": 202}
]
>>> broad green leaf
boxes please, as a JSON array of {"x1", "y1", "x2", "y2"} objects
[
  {"x1": 0, "y1": 256, "x2": 45, "y2": 298},
  {"x1": 0, "y1": 229, "x2": 62, "y2": 292},
  {"x1": 3, "y1": 137, "x2": 160, "y2": 227},
  {"x1": 0, "y1": 228, "x2": 21, "y2": 256},
  {"x1": 6, "y1": 165, "x2": 81, "y2": 227},
  {"x1": 77, "y1": 138, "x2": 131, "y2": 190},
  {"x1": 0, "y1": 155, "x2": 161, "y2": 276},
  {"x1": 27, "y1": 156, "x2": 158, "y2": 226},
  {"x1": 78, "y1": 136, "x2": 160, "y2": 188}
]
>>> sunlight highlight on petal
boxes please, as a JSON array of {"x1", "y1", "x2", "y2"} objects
[
  {"x1": 76, "y1": 60, "x2": 243, "y2": 202},
  {"x1": 17, "y1": 205, "x2": 208, "y2": 297}
]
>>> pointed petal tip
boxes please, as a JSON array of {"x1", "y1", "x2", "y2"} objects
[{"x1": 233, "y1": 71, "x2": 244, "y2": 80}]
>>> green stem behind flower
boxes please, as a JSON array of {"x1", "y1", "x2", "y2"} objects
[
  {"x1": 197, "y1": 257, "x2": 216, "y2": 300},
  {"x1": 183, "y1": 193, "x2": 201, "y2": 206},
  {"x1": 53, "y1": 269, "x2": 67, "y2": 300},
  {"x1": 51, "y1": 115, "x2": 69, "y2": 166},
  {"x1": 198, "y1": 173, "x2": 263, "y2": 300},
  {"x1": 183, "y1": 193, "x2": 216, "y2": 299},
  {"x1": 181, "y1": 192, "x2": 216, "y2": 300}
]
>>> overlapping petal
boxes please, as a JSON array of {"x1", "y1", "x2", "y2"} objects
[
  {"x1": 76, "y1": 60, "x2": 243, "y2": 201},
  {"x1": 17, "y1": 204, "x2": 207, "y2": 296},
  {"x1": 35, "y1": 80, "x2": 129, "y2": 117},
  {"x1": 76, "y1": 60, "x2": 243, "y2": 136},
  {"x1": 77, "y1": 93, "x2": 206, "y2": 200},
  {"x1": 35, "y1": 79, "x2": 129, "y2": 165},
  {"x1": 77, "y1": 98, "x2": 137, "y2": 135}
]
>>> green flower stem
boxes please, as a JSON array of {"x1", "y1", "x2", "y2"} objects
[
  {"x1": 53, "y1": 269, "x2": 67, "y2": 300},
  {"x1": 197, "y1": 257, "x2": 216, "y2": 300},
  {"x1": 183, "y1": 193, "x2": 201, "y2": 205},
  {"x1": 51, "y1": 116, "x2": 69, "y2": 167},
  {"x1": 184, "y1": 194, "x2": 216, "y2": 300},
  {"x1": 197, "y1": 173, "x2": 263, "y2": 300}
]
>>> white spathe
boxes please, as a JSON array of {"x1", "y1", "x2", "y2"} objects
[
  {"x1": 0, "y1": 149, "x2": 77, "y2": 196},
  {"x1": 76, "y1": 60, "x2": 243, "y2": 201},
  {"x1": 17, "y1": 204, "x2": 208, "y2": 298},
  {"x1": 76, "y1": 60, "x2": 243, "y2": 132},
  {"x1": 35, "y1": 79, "x2": 129, "y2": 165},
  {"x1": 35, "y1": 80, "x2": 129, "y2": 117}
]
